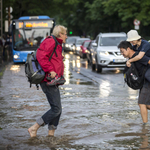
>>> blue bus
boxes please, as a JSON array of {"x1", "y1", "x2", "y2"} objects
[{"x1": 11, "y1": 16, "x2": 55, "y2": 63}]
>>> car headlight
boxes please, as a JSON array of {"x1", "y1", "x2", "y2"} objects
[
  {"x1": 85, "y1": 50, "x2": 88, "y2": 53},
  {"x1": 14, "y1": 54, "x2": 19, "y2": 59},
  {"x1": 99, "y1": 51, "x2": 109, "y2": 56},
  {"x1": 65, "y1": 44, "x2": 69, "y2": 47},
  {"x1": 76, "y1": 47, "x2": 80, "y2": 50}
]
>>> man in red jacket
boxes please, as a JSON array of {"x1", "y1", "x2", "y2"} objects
[{"x1": 28, "y1": 25, "x2": 67, "y2": 137}]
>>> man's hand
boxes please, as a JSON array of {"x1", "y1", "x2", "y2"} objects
[
  {"x1": 49, "y1": 71, "x2": 56, "y2": 78},
  {"x1": 126, "y1": 60, "x2": 131, "y2": 67}
]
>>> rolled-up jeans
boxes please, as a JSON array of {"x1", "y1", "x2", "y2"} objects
[{"x1": 36, "y1": 82, "x2": 62, "y2": 130}]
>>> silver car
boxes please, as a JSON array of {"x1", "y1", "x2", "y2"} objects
[
  {"x1": 92, "y1": 32, "x2": 127, "y2": 73},
  {"x1": 63, "y1": 36, "x2": 80, "y2": 52}
]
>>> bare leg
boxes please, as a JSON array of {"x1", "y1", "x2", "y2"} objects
[
  {"x1": 139, "y1": 104, "x2": 148, "y2": 123},
  {"x1": 48, "y1": 129, "x2": 55, "y2": 136},
  {"x1": 28, "y1": 123, "x2": 40, "y2": 137}
]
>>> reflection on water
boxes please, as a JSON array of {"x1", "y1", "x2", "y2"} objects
[
  {"x1": 128, "y1": 88, "x2": 139, "y2": 99},
  {"x1": 72, "y1": 60, "x2": 75, "y2": 68},
  {"x1": 64, "y1": 53, "x2": 93, "y2": 86},
  {"x1": 81, "y1": 61, "x2": 88, "y2": 69},
  {"x1": 140, "y1": 126, "x2": 149, "y2": 149},
  {"x1": 64, "y1": 54, "x2": 70, "y2": 84},
  {"x1": 76, "y1": 79, "x2": 80, "y2": 85},
  {"x1": 114, "y1": 126, "x2": 150, "y2": 149},
  {"x1": 10, "y1": 65, "x2": 20, "y2": 73},
  {"x1": 99, "y1": 80, "x2": 111, "y2": 97},
  {"x1": 76, "y1": 59, "x2": 80, "y2": 68},
  {"x1": 115, "y1": 69, "x2": 121, "y2": 74}
]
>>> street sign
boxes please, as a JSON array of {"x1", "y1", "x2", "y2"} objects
[
  {"x1": 134, "y1": 19, "x2": 140, "y2": 26},
  {"x1": 135, "y1": 25, "x2": 139, "y2": 30},
  {"x1": 5, "y1": 15, "x2": 13, "y2": 19},
  {"x1": 6, "y1": 7, "x2": 13, "y2": 13},
  {"x1": 5, "y1": 20, "x2": 8, "y2": 32},
  {"x1": 5, "y1": 20, "x2": 12, "y2": 32},
  {"x1": 134, "y1": 19, "x2": 140, "y2": 30}
]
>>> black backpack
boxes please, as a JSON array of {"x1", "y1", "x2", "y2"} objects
[
  {"x1": 25, "y1": 35, "x2": 58, "y2": 90},
  {"x1": 123, "y1": 63, "x2": 147, "y2": 90}
]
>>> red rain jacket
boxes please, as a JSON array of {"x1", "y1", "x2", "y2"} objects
[{"x1": 36, "y1": 36, "x2": 64, "y2": 82}]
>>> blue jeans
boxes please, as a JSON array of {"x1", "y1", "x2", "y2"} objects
[{"x1": 36, "y1": 82, "x2": 62, "y2": 130}]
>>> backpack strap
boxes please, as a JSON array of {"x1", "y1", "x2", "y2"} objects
[
  {"x1": 49, "y1": 35, "x2": 58, "y2": 61},
  {"x1": 31, "y1": 52, "x2": 39, "y2": 70}
]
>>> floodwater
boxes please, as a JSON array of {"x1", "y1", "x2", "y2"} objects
[{"x1": 0, "y1": 52, "x2": 150, "y2": 150}]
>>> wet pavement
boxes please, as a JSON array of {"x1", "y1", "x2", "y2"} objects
[{"x1": 0, "y1": 52, "x2": 150, "y2": 150}]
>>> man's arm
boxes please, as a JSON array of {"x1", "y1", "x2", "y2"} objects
[{"x1": 126, "y1": 51, "x2": 145, "y2": 67}]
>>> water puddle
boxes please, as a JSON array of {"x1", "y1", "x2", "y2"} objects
[{"x1": 0, "y1": 53, "x2": 149, "y2": 149}]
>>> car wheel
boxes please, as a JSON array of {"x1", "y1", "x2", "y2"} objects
[
  {"x1": 91, "y1": 62, "x2": 95, "y2": 71},
  {"x1": 96, "y1": 61, "x2": 102, "y2": 73},
  {"x1": 82, "y1": 53, "x2": 85, "y2": 59},
  {"x1": 87, "y1": 59, "x2": 90, "y2": 64}
]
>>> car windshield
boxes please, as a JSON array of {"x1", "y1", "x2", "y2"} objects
[
  {"x1": 66, "y1": 38, "x2": 76, "y2": 43},
  {"x1": 84, "y1": 41, "x2": 90, "y2": 48},
  {"x1": 76, "y1": 39, "x2": 88, "y2": 45},
  {"x1": 100, "y1": 37, "x2": 126, "y2": 46}
]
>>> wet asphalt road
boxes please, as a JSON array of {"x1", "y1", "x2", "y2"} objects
[{"x1": 0, "y1": 52, "x2": 150, "y2": 150}]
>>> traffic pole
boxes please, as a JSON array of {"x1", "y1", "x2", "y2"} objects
[{"x1": 8, "y1": 7, "x2": 10, "y2": 29}]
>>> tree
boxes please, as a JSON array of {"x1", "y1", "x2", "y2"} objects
[{"x1": 3, "y1": 0, "x2": 150, "y2": 39}]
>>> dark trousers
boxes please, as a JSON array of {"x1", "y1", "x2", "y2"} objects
[{"x1": 37, "y1": 82, "x2": 62, "y2": 130}]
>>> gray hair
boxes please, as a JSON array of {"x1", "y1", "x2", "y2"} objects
[{"x1": 52, "y1": 25, "x2": 67, "y2": 38}]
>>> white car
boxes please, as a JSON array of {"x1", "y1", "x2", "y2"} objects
[{"x1": 92, "y1": 32, "x2": 127, "y2": 73}]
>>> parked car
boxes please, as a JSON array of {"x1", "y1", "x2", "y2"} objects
[
  {"x1": 72, "y1": 38, "x2": 90, "y2": 55},
  {"x1": 86, "y1": 40, "x2": 96, "y2": 68},
  {"x1": 63, "y1": 36, "x2": 80, "y2": 52},
  {"x1": 79, "y1": 40, "x2": 91, "y2": 58},
  {"x1": 92, "y1": 32, "x2": 127, "y2": 73}
]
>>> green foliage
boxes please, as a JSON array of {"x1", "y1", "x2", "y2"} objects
[{"x1": 3, "y1": 0, "x2": 150, "y2": 39}]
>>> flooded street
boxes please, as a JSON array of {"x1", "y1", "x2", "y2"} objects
[{"x1": 0, "y1": 52, "x2": 150, "y2": 150}]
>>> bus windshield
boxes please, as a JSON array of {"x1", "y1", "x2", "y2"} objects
[
  {"x1": 13, "y1": 20, "x2": 53, "y2": 50},
  {"x1": 14, "y1": 28, "x2": 50, "y2": 50}
]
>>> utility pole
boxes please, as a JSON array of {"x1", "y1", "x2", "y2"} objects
[
  {"x1": 5, "y1": 6, "x2": 13, "y2": 33},
  {"x1": 8, "y1": 7, "x2": 10, "y2": 30},
  {"x1": 0, "y1": 0, "x2": 2, "y2": 37}
]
